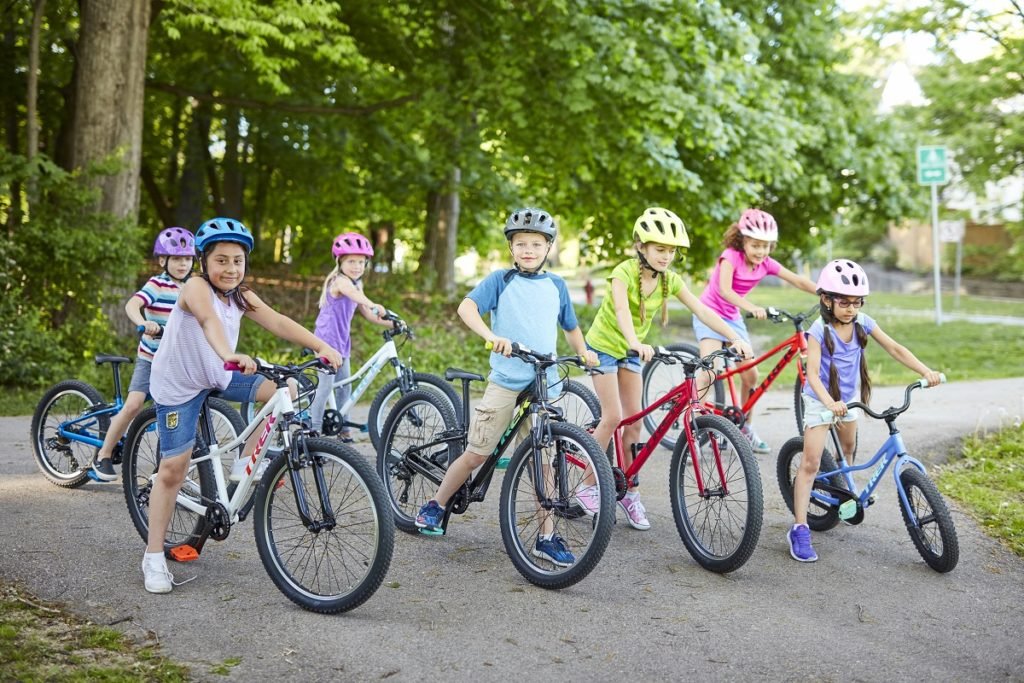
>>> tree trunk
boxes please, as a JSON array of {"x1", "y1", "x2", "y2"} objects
[
  {"x1": 26, "y1": 0, "x2": 46, "y2": 162},
  {"x1": 222, "y1": 108, "x2": 245, "y2": 217},
  {"x1": 418, "y1": 167, "x2": 460, "y2": 296},
  {"x1": 3, "y1": 29, "x2": 22, "y2": 233},
  {"x1": 175, "y1": 103, "x2": 210, "y2": 229},
  {"x1": 68, "y1": 0, "x2": 151, "y2": 220}
]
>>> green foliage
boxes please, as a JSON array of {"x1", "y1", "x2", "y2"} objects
[
  {"x1": 0, "y1": 150, "x2": 142, "y2": 387},
  {"x1": 938, "y1": 423, "x2": 1024, "y2": 558}
]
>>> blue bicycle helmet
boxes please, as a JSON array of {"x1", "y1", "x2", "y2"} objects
[{"x1": 195, "y1": 218, "x2": 254, "y2": 254}]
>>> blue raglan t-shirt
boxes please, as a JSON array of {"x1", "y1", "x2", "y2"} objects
[{"x1": 465, "y1": 270, "x2": 579, "y2": 393}]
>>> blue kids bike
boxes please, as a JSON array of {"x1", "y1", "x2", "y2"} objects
[{"x1": 776, "y1": 376, "x2": 958, "y2": 572}]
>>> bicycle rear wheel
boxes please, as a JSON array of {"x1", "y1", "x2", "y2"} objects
[
  {"x1": 669, "y1": 414, "x2": 762, "y2": 573},
  {"x1": 776, "y1": 436, "x2": 842, "y2": 532},
  {"x1": 499, "y1": 423, "x2": 615, "y2": 589},
  {"x1": 897, "y1": 467, "x2": 959, "y2": 572},
  {"x1": 368, "y1": 372, "x2": 461, "y2": 450},
  {"x1": 377, "y1": 390, "x2": 460, "y2": 533},
  {"x1": 551, "y1": 378, "x2": 601, "y2": 432},
  {"x1": 641, "y1": 343, "x2": 724, "y2": 450},
  {"x1": 253, "y1": 438, "x2": 395, "y2": 613},
  {"x1": 31, "y1": 380, "x2": 108, "y2": 487},
  {"x1": 121, "y1": 406, "x2": 216, "y2": 550}
]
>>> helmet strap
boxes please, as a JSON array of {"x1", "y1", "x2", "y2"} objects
[
  {"x1": 506, "y1": 242, "x2": 552, "y2": 276},
  {"x1": 635, "y1": 248, "x2": 666, "y2": 275}
]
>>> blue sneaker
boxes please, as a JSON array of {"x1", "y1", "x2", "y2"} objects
[
  {"x1": 416, "y1": 500, "x2": 444, "y2": 531},
  {"x1": 532, "y1": 535, "x2": 575, "y2": 567},
  {"x1": 787, "y1": 523, "x2": 818, "y2": 562}
]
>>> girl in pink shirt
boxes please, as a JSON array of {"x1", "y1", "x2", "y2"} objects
[{"x1": 694, "y1": 209, "x2": 817, "y2": 453}]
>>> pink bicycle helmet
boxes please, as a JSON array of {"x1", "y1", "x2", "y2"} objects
[
  {"x1": 737, "y1": 209, "x2": 778, "y2": 242},
  {"x1": 153, "y1": 227, "x2": 196, "y2": 257},
  {"x1": 817, "y1": 259, "x2": 870, "y2": 297},
  {"x1": 332, "y1": 232, "x2": 374, "y2": 258}
]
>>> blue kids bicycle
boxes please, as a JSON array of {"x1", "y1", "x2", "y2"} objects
[
  {"x1": 776, "y1": 376, "x2": 959, "y2": 572},
  {"x1": 31, "y1": 352, "x2": 243, "y2": 488}
]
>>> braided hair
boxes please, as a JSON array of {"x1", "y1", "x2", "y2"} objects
[
  {"x1": 636, "y1": 263, "x2": 670, "y2": 327},
  {"x1": 818, "y1": 296, "x2": 871, "y2": 404}
]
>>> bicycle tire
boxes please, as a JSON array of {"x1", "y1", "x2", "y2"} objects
[
  {"x1": 552, "y1": 378, "x2": 601, "y2": 432},
  {"x1": 30, "y1": 380, "x2": 108, "y2": 488},
  {"x1": 641, "y1": 342, "x2": 724, "y2": 450},
  {"x1": 669, "y1": 414, "x2": 763, "y2": 573},
  {"x1": 377, "y1": 389, "x2": 460, "y2": 533},
  {"x1": 121, "y1": 406, "x2": 216, "y2": 550},
  {"x1": 776, "y1": 436, "x2": 841, "y2": 532},
  {"x1": 897, "y1": 467, "x2": 959, "y2": 573},
  {"x1": 498, "y1": 422, "x2": 615, "y2": 589},
  {"x1": 793, "y1": 374, "x2": 806, "y2": 435},
  {"x1": 368, "y1": 372, "x2": 461, "y2": 450},
  {"x1": 253, "y1": 438, "x2": 395, "y2": 613}
]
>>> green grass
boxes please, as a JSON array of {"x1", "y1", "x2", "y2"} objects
[
  {"x1": 0, "y1": 581, "x2": 190, "y2": 682},
  {"x1": 937, "y1": 423, "x2": 1024, "y2": 558}
]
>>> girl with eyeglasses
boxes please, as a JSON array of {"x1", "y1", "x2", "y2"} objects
[{"x1": 788, "y1": 259, "x2": 942, "y2": 563}]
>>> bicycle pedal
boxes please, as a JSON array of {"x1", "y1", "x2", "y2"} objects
[
  {"x1": 85, "y1": 470, "x2": 102, "y2": 482},
  {"x1": 167, "y1": 545, "x2": 200, "y2": 563},
  {"x1": 418, "y1": 528, "x2": 445, "y2": 537}
]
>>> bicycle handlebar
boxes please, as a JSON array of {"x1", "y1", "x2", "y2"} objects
[
  {"x1": 137, "y1": 324, "x2": 163, "y2": 339},
  {"x1": 815, "y1": 373, "x2": 947, "y2": 422},
  {"x1": 484, "y1": 341, "x2": 589, "y2": 369},
  {"x1": 745, "y1": 304, "x2": 819, "y2": 327},
  {"x1": 650, "y1": 346, "x2": 740, "y2": 372},
  {"x1": 224, "y1": 356, "x2": 334, "y2": 379}
]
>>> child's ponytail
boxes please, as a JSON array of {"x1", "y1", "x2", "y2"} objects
[
  {"x1": 318, "y1": 261, "x2": 341, "y2": 309},
  {"x1": 636, "y1": 266, "x2": 647, "y2": 325},
  {"x1": 635, "y1": 266, "x2": 670, "y2": 327},
  {"x1": 660, "y1": 274, "x2": 669, "y2": 326},
  {"x1": 856, "y1": 321, "x2": 871, "y2": 404}
]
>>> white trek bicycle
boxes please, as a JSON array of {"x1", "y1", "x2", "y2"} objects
[
  {"x1": 121, "y1": 357, "x2": 395, "y2": 614},
  {"x1": 240, "y1": 310, "x2": 460, "y2": 450}
]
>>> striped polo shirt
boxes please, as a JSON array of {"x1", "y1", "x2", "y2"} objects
[{"x1": 133, "y1": 273, "x2": 182, "y2": 360}]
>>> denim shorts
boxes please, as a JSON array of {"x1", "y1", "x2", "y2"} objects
[
  {"x1": 127, "y1": 358, "x2": 152, "y2": 395},
  {"x1": 155, "y1": 372, "x2": 264, "y2": 459},
  {"x1": 692, "y1": 315, "x2": 751, "y2": 345},
  {"x1": 802, "y1": 393, "x2": 861, "y2": 430},
  {"x1": 586, "y1": 343, "x2": 642, "y2": 376}
]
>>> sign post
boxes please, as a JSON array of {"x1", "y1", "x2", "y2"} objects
[
  {"x1": 940, "y1": 219, "x2": 966, "y2": 308},
  {"x1": 918, "y1": 145, "x2": 949, "y2": 325}
]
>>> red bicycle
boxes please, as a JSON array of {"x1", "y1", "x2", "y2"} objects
[
  {"x1": 594, "y1": 347, "x2": 762, "y2": 573},
  {"x1": 641, "y1": 305, "x2": 818, "y2": 450}
]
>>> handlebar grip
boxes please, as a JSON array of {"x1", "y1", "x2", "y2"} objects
[
  {"x1": 224, "y1": 362, "x2": 243, "y2": 371},
  {"x1": 918, "y1": 373, "x2": 947, "y2": 388}
]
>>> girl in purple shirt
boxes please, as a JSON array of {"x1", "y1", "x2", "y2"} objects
[
  {"x1": 788, "y1": 259, "x2": 941, "y2": 563},
  {"x1": 694, "y1": 209, "x2": 817, "y2": 453},
  {"x1": 310, "y1": 232, "x2": 392, "y2": 440}
]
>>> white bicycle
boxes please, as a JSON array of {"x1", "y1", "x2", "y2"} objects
[
  {"x1": 240, "y1": 310, "x2": 460, "y2": 449},
  {"x1": 121, "y1": 357, "x2": 395, "y2": 614}
]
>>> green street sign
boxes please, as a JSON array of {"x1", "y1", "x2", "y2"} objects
[{"x1": 917, "y1": 145, "x2": 948, "y2": 185}]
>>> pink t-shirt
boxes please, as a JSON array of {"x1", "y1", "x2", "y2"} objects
[{"x1": 699, "y1": 247, "x2": 781, "y2": 320}]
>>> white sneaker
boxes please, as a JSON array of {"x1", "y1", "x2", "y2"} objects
[{"x1": 141, "y1": 554, "x2": 174, "y2": 594}]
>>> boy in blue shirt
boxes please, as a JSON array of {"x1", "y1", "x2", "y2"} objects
[{"x1": 416, "y1": 208, "x2": 597, "y2": 566}]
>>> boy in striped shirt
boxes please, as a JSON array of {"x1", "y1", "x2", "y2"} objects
[{"x1": 91, "y1": 228, "x2": 195, "y2": 481}]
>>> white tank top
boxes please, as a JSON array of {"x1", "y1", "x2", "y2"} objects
[{"x1": 151, "y1": 285, "x2": 244, "y2": 405}]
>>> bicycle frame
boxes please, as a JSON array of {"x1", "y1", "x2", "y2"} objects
[
  {"x1": 612, "y1": 374, "x2": 724, "y2": 495},
  {"x1": 811, "y1": 420, "x2": 928, "y2": 521},
  {"x1": 719, "y1": 330, "x2": 807, "y2": 413},
  {"x1": 57, "y1": 361, "x2": 129, "y2": 449},
  {"x1": 319, "y1": 336, "x2": 403, "y2": 415}
]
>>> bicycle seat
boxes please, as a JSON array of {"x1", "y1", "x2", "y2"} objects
[
  {"x1": 445, "y1": 368, "x2": 484, "y2": 383},
  {"x1": 95, "y1": 355, "x2": 133, "y2": 365}
]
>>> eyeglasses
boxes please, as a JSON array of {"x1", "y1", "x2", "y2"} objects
[{"x1": 831, "y1": 297, "x2": 865, "y2": 309}]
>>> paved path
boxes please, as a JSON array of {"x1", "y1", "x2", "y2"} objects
[{"x1": 2, "y1": 378, "x2": 1023, "y2": 681}]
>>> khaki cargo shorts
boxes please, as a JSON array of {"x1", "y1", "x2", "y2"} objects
[{"x1": 467, "y1": 382, "x2": 529, "y2": 455}]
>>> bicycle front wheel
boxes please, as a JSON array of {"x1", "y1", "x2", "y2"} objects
[
  {"x1": 897, "y1": 467, "x2": 959, "y2": 573},
  {"x1": 641, "y1": 343, "x2": 724, "y2": 450},
  {"x1": 254, "y1": 438, "x2": 395, "y2": 613},
  {"x1": 776, "y1": 436, "x2": 842, "y2": 532},
  {"x1": 368, "y1": 372, "x2": 461, "y2": 450},
  {"x1": 121, "y1": 406, "x2": 216, "y2": 550},
  {"x1": 499, "y1": 423, "x2": 615, "y2": 589},
  {"x1": 669, "y1": 414, "x2": 762, "y2": 573},
  {"x1": 31, "y1": 380, "x2": 107, "y2": 488},
  {"x1": 377, "y1": 389, "x2": 460, "y2": 533}
]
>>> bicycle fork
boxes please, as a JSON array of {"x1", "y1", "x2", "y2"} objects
[{"x1": 287, "y1": 437, "x2": 337, "y2": 533}]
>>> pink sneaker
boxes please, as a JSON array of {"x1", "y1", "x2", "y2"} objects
[
  {"x1": 618, "y1": 494, "x2": 651, "y2": 530},
  {"x1": 574, "y1": 485, "x2": 601, "y2": 516}
]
